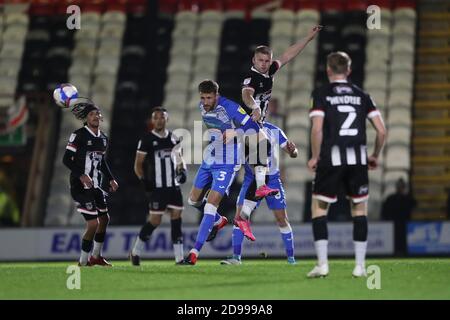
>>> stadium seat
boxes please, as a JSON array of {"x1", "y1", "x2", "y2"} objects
[
  {"x1": 272, "y1": 9, "x2": 295, "y2": 23},
  {"x1": 388, "y1": 89, "x2": 413, "y2": 109},
  {"x1": 385, "y1": 145, "x2": 411, "y2": 171}
]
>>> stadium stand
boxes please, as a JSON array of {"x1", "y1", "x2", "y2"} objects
[
  {"x1": 1, "y1": 0, "x2": 433, "y2": 227},
  {"x1": 413, "y1": 0, "x2": 450, "y2": 219}
]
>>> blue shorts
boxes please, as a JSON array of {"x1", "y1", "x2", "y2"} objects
[
  {"x1": 237, "y1": 172, "x2": 286, "y2": 210},
  {"x1": 193, "y1": 163, "x2": 238, "y2": 196}
]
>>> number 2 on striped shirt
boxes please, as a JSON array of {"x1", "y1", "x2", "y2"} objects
[{"x1": 338, "y1": 105, "x2": 358, "y2": 136}]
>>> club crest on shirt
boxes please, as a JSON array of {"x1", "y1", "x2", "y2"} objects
[
  {"x1": 358, "y1": 185, "x2": 369, "y2": 195},
  {"x1": 238, "y1": 107, "x2": 247, "y2": 115},
  {"x1": 243, "y1": 78, "x2": 251, "y2": 85},
  {"x1": 153, "y1": 141, "x2": 158, "y2": 146},
  {"x1": 87, "y1": 140, "x2": 92, "y2": 146},
  {"x1": 333, "y1": 85, "x2": 354, "y2": 94},
  {"x1": 85, "y1": 202, "x2": 94, "y2": 210}
]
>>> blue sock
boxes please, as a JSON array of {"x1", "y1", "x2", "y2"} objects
[
  {"x1": 281, "y1": 231, "x2": 294, "y2": 258},
  {"x1": 194, "y1": 203, "x2": 217, "y2": 252},
  {"x1": 232, "y1": 226, "x2": 244, "y2": 258}
]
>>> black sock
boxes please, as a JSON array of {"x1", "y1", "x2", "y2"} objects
[
  {"x1": 244, "y1": 178, "x2": 257, "y2": 201},
  {"x1": 312, "y1": 216, "x2": 328, "y2": 241},
  {"x1": 171, "y1": 218, "x2": 183, "y2": 244},
  {"x1": 256, "y1": 139, "x2": 271, "y2": 166},
  {"x1": 81, "y1": 239, "x2": 93, "y2": 253},
  {"x1": 139, "y1": 222, "x2": 157, "y2": 241},
  {"x1": 94, "y1": 232, "x2": 105, "y2": 243},
  {"x1": 353, "y1": 216, "x2": 368, "y2": 241}
]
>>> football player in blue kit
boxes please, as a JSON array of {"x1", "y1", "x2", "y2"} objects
[
  {"x1": 220, "y1": 122, "x2": 299, "y2": 265},
  {"x1": 181, "y1": 80, "x2": 262, "y2": 265}
]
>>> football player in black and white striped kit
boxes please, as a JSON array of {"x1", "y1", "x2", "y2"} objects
[
  {"x1": 63, "y1": 98, "x2": 119, "y2": 267},
  {"x1": 307, "y1": 52, "x2": 386, "y2": 278},
  {"x1": 130, "y1": 107, "x2": 187, "y2": 265}
]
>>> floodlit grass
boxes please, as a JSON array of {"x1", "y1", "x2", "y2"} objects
[{"x1": 1, "y1": 259, "x2": 449, "y2": 300}]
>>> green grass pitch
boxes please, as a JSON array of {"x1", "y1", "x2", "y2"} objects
[{"x1": 1, "y1": 258, "x2": 449, "y2": 300}]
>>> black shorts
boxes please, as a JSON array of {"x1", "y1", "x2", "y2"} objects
[
  {"x1": 147, "y1": 187, "x2": 184, "y2": 214},
  {"x1": 71, "y1": 186, "x2": 108, "y2": 221},
  {"x1": 312, "y1": 164, "x2": 369, "y2": 203}
]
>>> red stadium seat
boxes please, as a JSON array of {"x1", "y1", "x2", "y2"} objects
[
  {"x1": 84, "y1": 0, "x2": 106, "y2": 13},
  {"x1": 178, "y1": 0, "x2": 198, "y2": 12},
  {"x1": 225, "y1": 0, "x2": 249, "y2": 12},
  {"x1": 127, "y1": 0, "x2": 147, "y2": 13},
  {"x1": 369, "y1": 0, "x2": 392, "y2": 9},
  {"x1": 105, "y1": 0, "x2": 127, "y2": 12},
  {"x1": 29, "y1": 0, "x2": 56, "y2": 16},
  {"x1": 346, "y1": 0, "x2": 368, "y2": 11},
  {"x1": 158, "y1": 0, "x2": 178, "y2": 14},
  {"x1": 54, "y1": 0, "x2": 84, "y2": 15},
  {"x1": 296, "y1": 0, "x2": 320, "y2": 11},
  {"x1": 282, "y1": 0, "x2": 297, "y2": 11},
  {"x1": 199, "y1": 0, "x2": 223, "y2": 11},
  {"x1": 394, "y1": 0, "x2": 416, "y2": 9},
  {"x1": 321, "y1": 0, "x2": 344, "y2": 11}
]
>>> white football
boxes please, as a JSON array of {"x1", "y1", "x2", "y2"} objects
[{"x1": 53, "y1": 83, "x2": 78, "y2": 108}]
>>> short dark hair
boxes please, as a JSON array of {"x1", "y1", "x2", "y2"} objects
[
  {"x1": 151, "y1": 106, "x2": 168, "y2": 117},
  {"x1": 198, "y1": 80, "x2": 219, "y2": 94},
  {"x1": 254, "y1": 45, "x2": 272, "y2": 57},
  {"x1": 327, "y1": 51, "x2": 352, "y2": 74}
]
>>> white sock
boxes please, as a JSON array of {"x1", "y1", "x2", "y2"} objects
[
  {"x1": 79, "y1": 251, "x2": 89, "y2": 265},
  {"x1": 173, "y1": 243, "x2": 184, "y2": 263},
  {"x1": 92, "y1": 241, "x2": 103, "y2": 258},
  {"x1": 315, "y1": 240, "x2": 328, "y2": 266},
  {"x1": 132, "y1": 237, "x2": 145, "y2": 256},
  {"x1": 254, "y1": 165, "x2": 267, "y2": 188},
  {"x1": 354, "y1": 241, "x2": 367, "y2": 267},
  {"x1": 240, "y1": 199, "x2": 257, "y2": 220}
]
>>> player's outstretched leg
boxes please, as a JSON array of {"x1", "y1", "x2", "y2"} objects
[
  {"x1": 189, "y1": 194, "x2": 228, "y2": 242},
  {"x1": 255, "y1": 137, "x2": 279, "y2": 199},
  {"x1": 221, "y1": 226, "x2": 244, "y2": 265},
  {"x1": 307, "y1": 212, "x2": 329, "y2": 278},
  {"x1": 89, "y1": 213, "x2": 112, "y2": 267},
  {"x1": 352, "y1": 203, "x2": 368, "y2": 277},
  {"x1": 180, "y1": 203, "x2": 217, "y2": 265},
  {"x1": 234, "y1": 199, "x2": 257, "y2": 241}
]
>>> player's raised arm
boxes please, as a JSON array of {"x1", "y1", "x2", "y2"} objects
[{"x1": 276, "y1": 25, "x2": 322, "y2": 68}]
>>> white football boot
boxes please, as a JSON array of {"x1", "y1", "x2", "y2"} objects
[
  {"x1": 307, "y1": 264, "x2": 329, "y2": 278},
  {"x1": 220, "y1": 257, "x2": 242, "y2": 265},
  {"x1": 352, "y1": 264, "x2": 367, "y2": 277}
]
